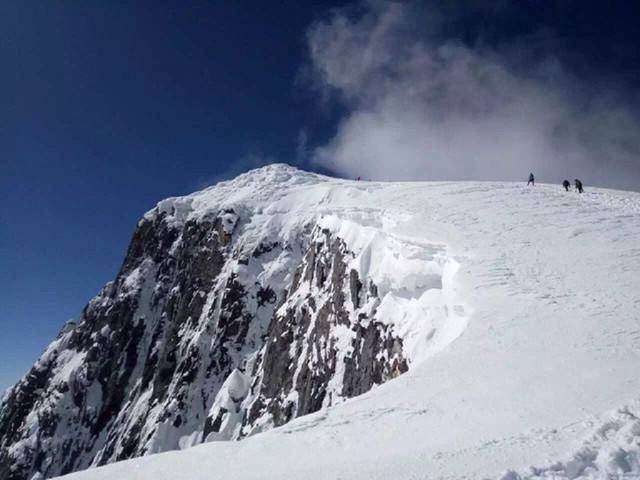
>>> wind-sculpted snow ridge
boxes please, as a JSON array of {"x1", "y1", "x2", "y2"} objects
[
  {"x1": 0, "y1": 164, "x2": 467, "y2": 480},
  {"x1": 142, "y1": 163, "x2": 333, "y2": 228}
]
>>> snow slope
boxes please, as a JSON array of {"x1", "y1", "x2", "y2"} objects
[{"x1": 58, "y1": 167, "x2": 640, "y2": 479}]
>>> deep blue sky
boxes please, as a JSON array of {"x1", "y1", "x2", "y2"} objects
[
  {"x1": 2, "y1": 1, "x2": 640, "y2": 392},
  {"x1": 0, "y1": 1, "x2": 345, "y2": 392}
]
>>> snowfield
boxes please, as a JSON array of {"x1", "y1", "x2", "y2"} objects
[{"x1": 58, "y1": 166, "x2": 640, "y2": 479}]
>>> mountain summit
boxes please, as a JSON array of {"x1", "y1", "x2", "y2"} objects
[{"x1": 2, "y1": 165, "x2": 640, "y2": 480}]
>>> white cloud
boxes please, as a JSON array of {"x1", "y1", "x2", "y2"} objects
[{"x1": 305, "y1": 1, "x2": 640, "y2": 189}]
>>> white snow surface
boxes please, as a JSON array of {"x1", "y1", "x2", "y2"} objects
[{"x1": 60, "y1": 164, "x2": 640, "y2": 479}]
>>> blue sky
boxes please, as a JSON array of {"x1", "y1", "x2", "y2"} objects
[
  {"x1": 0, "y1": 1, "x2": 344, "y2": 392},
  {"x1": 2, "y1": 1, "x2": 640, "y2": 392}
]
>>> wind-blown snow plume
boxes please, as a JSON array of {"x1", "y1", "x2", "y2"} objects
[{"x1": 305, "y1": 1, "x2": 640, "y2": 189}]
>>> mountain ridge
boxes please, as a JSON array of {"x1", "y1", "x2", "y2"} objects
[
  {"x1": 3, "y1": 165, "x2": 640, "y2": 480},
  {"x1": 1, "y1": 164, "x2": 449, "y2": 479}
]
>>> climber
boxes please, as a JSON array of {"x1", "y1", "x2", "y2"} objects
[
  {"x1": 527, "y1": 173, "x2": 535, "y2": 186},
  {"x1": 575, "y1": 179, "x2": 584, "y2": 193},
  {"x1": 562, "y1": 179, "x2": 570, "y2": 191}
]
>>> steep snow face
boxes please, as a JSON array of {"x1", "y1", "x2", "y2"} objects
[
  {"x1": 50, "y1": 171, "x2": 640, "y2": 480},
  {"x1": 0, "y1": 165, "x2": 466, "y2": 480}
]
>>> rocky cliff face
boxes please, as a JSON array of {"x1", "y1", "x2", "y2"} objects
[{"x1": 0, "y1": 165, "x2": 434, "y2": 480}]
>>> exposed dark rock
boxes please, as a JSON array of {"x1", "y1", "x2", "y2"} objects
[
  {"x1": 241, "y1": 227, "x2": 408, "y2": 435},
  {"x1": 342, "y1": 322, "x2": 408, "y2": 398},
  {"x1": 256, "y1": 285, "x2": 276, "y2": 307},
  {"x1": 0, "y1": 206, "x2": 413, "y2": 480},
  {"x1": 252, "y1": 241, "x2": 279, "y2": 258},
  {"x1": 349, "y1": 269, "x2": 362, "y2": 309},
  {"x1": 209, "y1": 408, "x2": 227, "y2": 435}
]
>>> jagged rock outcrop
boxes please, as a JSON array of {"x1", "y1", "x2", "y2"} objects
[
  {"x1": 0, "y1": 165, "x2": 431, "y2": 480},
  {"x1": 241, "y1": 228, "x2": 408, "y2": 435}
]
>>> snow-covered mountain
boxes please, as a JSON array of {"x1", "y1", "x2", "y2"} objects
[{"x1": 3, "y1": 164, "x2": 640, "y2": 480}]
